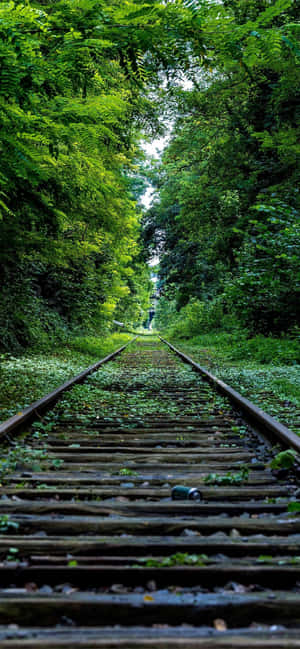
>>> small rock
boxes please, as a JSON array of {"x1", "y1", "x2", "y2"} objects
[
  {"x1": 214, "y1": 618, "x2": 227, "y2": 631},
  {"x1": 146, "y1": 580, "x2": 157, "y2": 592},
  {"x1": 32, "y1": 530, "x2": 48, "y2": 537},
  {"x1": 60, "y1": 616, "x2": 75, "y2": 626},
  {"x1": 208, "y1": 532, "x2": 227, "y2": 539},
  {"x1": 63, "y1": 585, "x2": 77, "y2": 594},
  {"x1": 39, "y1": 585, "x2": 53, "y2": 594},
  {"x1": 181, "y1": 528, "x2": 200, "y2": 537},
  {"x1": 110, "y1": 584, "x2": 128, "y2": 593},
  {"x1": 141, "y1": 482, "x2": 150, "y2": 487},
  {"x1": 229, "y1": 529, "x2": 240, "y2": 538},
  {"x1": 25, "y1": 582, "x2": 38, "y2": 592},
  {"x1": 5, "y1": 561, "x2": 19, "y2": 569},
  {"x1": 229, "y1": 582, "x2": 247, "y2": 593},
  {"x1": 55, "y1": 583, "x2": 72, "y2": 593}
]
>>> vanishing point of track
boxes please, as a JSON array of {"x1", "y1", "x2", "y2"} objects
[{"x1": 0, "y1": 337, "x2": 300, "y2": 647}]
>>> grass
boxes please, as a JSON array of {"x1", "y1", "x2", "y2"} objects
[
  {"x1": 168, "y1": 332, "x2": 300, "y2": 434},
  {"x1": 0, "y1": 332, "x2": 132, "y2": 423},
  {"x1": 68, "y1": 333, "x2": 131, "y2": 357}
]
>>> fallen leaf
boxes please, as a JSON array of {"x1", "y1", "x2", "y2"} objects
[
  {"x1": 214, "y1": 618, "x2": 227, "y2": 631},
  {"x1": 143, "y1": 594, "x2": 154, "y2": 602}
]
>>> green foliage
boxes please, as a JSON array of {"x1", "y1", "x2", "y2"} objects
[
  {"x1": 287, "y1": 502, "x2": 300, "y2": 513},
  {"x1": 5, "y1": 548, "x2": 19, "y2": 562},
  {"x1": 204, "y1": 465, "x2": 249, "y2": 485},
  {"x1": 167, "y1": 330, "x2": 300, "y2": 365},
  {"x1": 0, "y1": 0, "x2": 153, "y2": 350},
  {"x1": 0, "y1": 515, "x2": 19, "y2": 534},
  {"x1": 223, "y1": 199, "x2": 300, "y2": 332},
  {"x1": 167, "y1": 333, "x2": 300, "y2": 432},
  {"x1": 136, "y1": 553, "x2": 209, "y2": 567},
  {"x1": 0, "y1": 445, "x2": 47, "y2": 480},
  {"x1": 157, "y1": 298, "x2": 224, "y2": 339},
  {"x1": 0, "y1": 333, "x2": 133, "y2": 423},
  {"x1": 257, "y1": 555, "x2": 300, "y2": 565},
  {"x1": 270, "y1": 449, "x2": 297, "y2": 470},
  {"x1": 0, "y1": 440, "x2": 64, "y2": 482},
  {"x1": 1, "y1": 0, "x2": 299, "y2": 347},
  {"x1": 69, "y1": 334, "x2": 132, "y2": 357},
  {"x1": 144, "y1": 0, "x2": 300, "y2": 335},
  {"x1": 119, "y1": 468, "x2": 139, "y2": 477}
]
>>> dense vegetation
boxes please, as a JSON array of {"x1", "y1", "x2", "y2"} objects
[
  {"x1": 0, "y1": 0, "x2": 299, "y2": 355},
  {"x1": 144, "y1": 0, "x2": 300, "y2": 337},
  {"x1": 0, "y1": 0, "x2": 158, "y2": 350}
]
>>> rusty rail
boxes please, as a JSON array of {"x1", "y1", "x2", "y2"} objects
[{"x1": 160, "y1": 336, "x2": 300, "y2": 452}]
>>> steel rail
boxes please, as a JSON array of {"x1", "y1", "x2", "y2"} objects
[
  {"x1": 160, "y1": 336, "x2": 300, "y2": 453},
  {"x1": 0, "y1": 337, "x2": 137, "y2": 440}
]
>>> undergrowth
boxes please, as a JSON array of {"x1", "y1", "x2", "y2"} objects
[{"x1": 0, "y1": 333, "x2": 131, "y2": 423}]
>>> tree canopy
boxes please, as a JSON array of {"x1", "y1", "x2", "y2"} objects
[
  {"x1": 143, "y1": 0, "x2": 300, "y2": 335},
  {"x1": 0, "y1": 0, "x2": 299, "y2": 347}
]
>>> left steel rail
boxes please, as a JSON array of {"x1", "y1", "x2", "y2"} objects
[{"x1": 0, "y1": 337, "x2": 137, "y2": 440}]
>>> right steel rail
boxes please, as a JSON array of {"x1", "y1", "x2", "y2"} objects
[{"x1": 160, "y1": 336, "x2": 300, "y2": 453}]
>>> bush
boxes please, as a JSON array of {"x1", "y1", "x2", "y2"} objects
[
  {"x1": 69, "y1": 334, "x2": 132, "y2": 358},
  {"x1": 223, "y1": 199, "x2": 300, "y2": 335},
  {"x1": 157, "y1": 298, "x2": 224, "y2": 339},
  {"x1": 172, "y1": 331, "x2": 300, "y2": 365}
]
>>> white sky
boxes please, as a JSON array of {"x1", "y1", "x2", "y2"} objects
[
  {"x1": 140, "y1": 76, "x2": 193, "y2": 208},
  {"x1": 140, "y1": 132, "x2": 170, "y2": 207}
]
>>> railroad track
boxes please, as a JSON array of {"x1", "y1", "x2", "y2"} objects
[{"x1": 0, "y1": 336, "x2": 300, "y2": 647}]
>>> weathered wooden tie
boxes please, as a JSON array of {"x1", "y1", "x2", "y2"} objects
[{"x1": 0, "y1": 337, "x2": 299, "y2": 646}]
